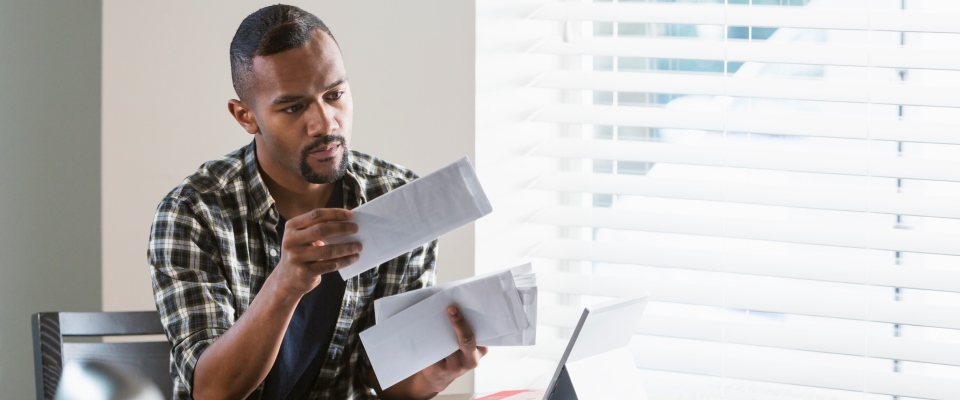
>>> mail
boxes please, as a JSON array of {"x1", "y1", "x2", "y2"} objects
[
  {"x1": 329, "y1": 156, "x2": 493, "y2": 279},
  {"x1": 361, "y1": 264, "x2": 539, "y2": 389}
]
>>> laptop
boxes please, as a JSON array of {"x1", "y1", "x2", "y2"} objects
[{"x1": 542, "y1": 293, "x2": 649, "y2": 400}]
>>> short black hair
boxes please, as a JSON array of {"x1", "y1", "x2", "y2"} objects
[{"x1": 230, "y1": 4, "x2": 335, "y2": 101}]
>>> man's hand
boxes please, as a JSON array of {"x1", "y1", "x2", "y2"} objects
[
  {"x1": 420, "y1": 306, "x2": 489, "y2": 391},
  {"x1": 192, "y1": 207, "x2": 362, "y2": 400},
  {"x1": 378, "y1": 305, "x2": 489, "y2": 399},
  {"x1": 274, "y1": 208, "x2": 362, "y2": 298}
]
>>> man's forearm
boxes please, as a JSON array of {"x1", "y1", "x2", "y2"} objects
[{"x1": 192, "y1": 275, "x2": 301, "y2": 400}]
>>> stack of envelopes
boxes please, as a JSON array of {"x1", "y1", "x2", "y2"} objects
[{"x1": 361, "y1": 263, "x2": 538, "y2": 389}]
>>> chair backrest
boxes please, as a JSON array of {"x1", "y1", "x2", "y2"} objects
[{"x1": 32, "y1": 311, "x2": 172, "y2": 400}]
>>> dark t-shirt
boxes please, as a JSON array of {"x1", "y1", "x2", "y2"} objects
[{"x1": 262, "y1": 181, "x2": 347, "y2": 399}]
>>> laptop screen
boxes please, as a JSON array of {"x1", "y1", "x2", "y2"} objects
[{"x1": 543, "y1": 293, "x2": 649, "y2": 400}]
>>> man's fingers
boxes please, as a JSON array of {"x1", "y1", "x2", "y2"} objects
[
  {"x1": 418, "y1": 308, "x2": 487, "y2": 390},
  {"x1": 289, "y1": 242, "x2": 362, "y2": 264},
  {"x1": 306, "y1": 253, "x2": 361, "y2": 274},
  {"x1": 285, "y1": 208, "x2": 353, "y2": 230},
  {"x1": 447, "y1": 306, "x2": 476, "y2": 349},
  {"x1": 309, "y1": 221, "x2": 359, "y2": 241},
  {"x1": 447, "y1": 306, "x2": 481, "y2": 370},
  {"x1": 285, "y1": 221, "x2": 358, "y2": 247}
]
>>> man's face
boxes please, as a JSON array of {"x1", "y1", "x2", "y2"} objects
[{"x1": 246, "y1": 30, "x2": 353, "y2": 185}]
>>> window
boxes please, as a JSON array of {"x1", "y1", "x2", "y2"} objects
[{"x1": 476, "y1": 1, "x2": 960, "y2": 399}]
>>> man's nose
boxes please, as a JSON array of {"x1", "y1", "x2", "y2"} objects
[{"x1": 306, "y1": 101, "x2": 339, "y2": 136}]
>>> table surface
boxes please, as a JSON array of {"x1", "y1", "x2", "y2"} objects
[{"x1": 436, "y1": 393, "x2": 698, "y2": 400}]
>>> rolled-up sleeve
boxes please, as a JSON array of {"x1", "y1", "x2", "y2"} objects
[{"x1": 148, "y1": 196, "x2": 236, "y2": 395}]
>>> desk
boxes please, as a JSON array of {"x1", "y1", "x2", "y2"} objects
[{"x1": 437, "y1": 392, "x2": 686, "y2": 400}]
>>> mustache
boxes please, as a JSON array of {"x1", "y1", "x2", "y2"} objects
[{"x1": 303, "y1": 135, "x2": 346, "y2": 154}]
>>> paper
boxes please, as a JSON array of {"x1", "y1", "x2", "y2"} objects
[
  {"x1": 360, "y1": 270, "x2": 529, "y2": 389},
  {"x1": 374, "y1": 263, "x2": 537, "y2": 347},
  {"x1": 331, "y1": 157, "x2": 493, "y2": 279},
  {"x1": 374, "y1": 263, "x2": 533, "y2": 323},
  {"x1": 480, "y1": 285, "x2": 537, "y2": 346}
]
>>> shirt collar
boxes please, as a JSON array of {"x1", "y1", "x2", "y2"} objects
[
  {"x1": 341, "y1": 152, "x2": 367, "y2": 209},
  {"x1": 242, "y1": 140, "x2": 275, "y2": 221}
]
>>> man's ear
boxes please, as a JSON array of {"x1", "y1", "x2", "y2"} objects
[{"x1": 228, "y1": 99, "x2": 260, "y2": 135}]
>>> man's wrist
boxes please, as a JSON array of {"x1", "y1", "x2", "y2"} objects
[
  {"x1": 262, "y1": 271, "x2": 305, "y2": 306},
  {"x1": 378, "y1": 370, "x2": 441, "y2": 400},
  {"x1": 405, "y1": 371, "x2": 443, "y2": 399}
]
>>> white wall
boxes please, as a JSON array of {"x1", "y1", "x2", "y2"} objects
[
  {"x1": 0, "y1": 1, "x2": 102, "y2": 399},
  {"x1": 102, "y1": 0, "x2": 476, "y2": 393}
]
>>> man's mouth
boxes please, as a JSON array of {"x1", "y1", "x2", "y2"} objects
[{"x1": 308, "y1": 142, "x2": 341, "y2": 160}]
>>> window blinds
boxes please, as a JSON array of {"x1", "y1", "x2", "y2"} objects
[{"x1": 475, "y1": 0, "x2": 960, "y2": 399}]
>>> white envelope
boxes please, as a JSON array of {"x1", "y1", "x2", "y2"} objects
[
  {"x1": 330, "y1": 157, "x2": 493, "y2": 279},
  {"x1": 480, "y1": 285, "x2": 537, "y2": 346},
  {"x1": 374, "y1": 263, "x2": 534, "y2": 323},
  {"x1": 360, "y1": 270, "x2": 528, "y2": 389}
]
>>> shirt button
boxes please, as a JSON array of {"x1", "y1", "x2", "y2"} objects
[{"x1": 269, "y1": 249, "x2": 278, "y2": 257}]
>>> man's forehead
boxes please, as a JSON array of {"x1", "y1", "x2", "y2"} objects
[{"x1": 249, "y1": 31, "x2": 345, "y2": 94}]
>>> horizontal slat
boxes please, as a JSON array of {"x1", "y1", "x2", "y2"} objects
[
  {"x1": 59, "y1": 311, "x2": 164, "y2": 336},
  {"x1": 540, "y1": 306, "x2": 960, "y2": 367},
  {"x1": 514, "y1": 338, "x2": 960, "y2": 399},
  {"x1": 534, "y1": 104, "x2": 960, "y2": 146},
  {"x1": 531, "y1": 3, "x2": 960, "y2": 34},
  {"x1": 62, "y1": 342, "x2": 170, "y2": 365},
  {"x1": 537, "y1": 272, "x2": 960, "y2": 330},
  {"x1": 532, "y1": 138, "x2": 960, "y2": 182},
  {"x1": 532, "y1": 238, "x2": 960, "y2": 293},
  {"x1": 532, "y1": 205, "x2": 960, "y2": 256},
  {"x1": 632, "y1": 345, "x2": 960, "y2": 400},
  {"x1": 533, "y1": 171, "x2": 960, "y2": 219},
  {"x1": 533, "y1": 37, "x2": 960, "y2": 71},
  {"x1": 533, "y1": 70, "x2": 960, "y2": 108}
]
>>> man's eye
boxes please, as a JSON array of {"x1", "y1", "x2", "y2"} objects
[
  {"x1": 283, "y1": 104, "x2": 304, "y2": 113},
  {"x1": 328, "y1": 91, "x2": 344, "y2": 100}
]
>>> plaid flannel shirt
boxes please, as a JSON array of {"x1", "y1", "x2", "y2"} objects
[{"x1": 148, "y1": 140, "x2": 437, "y2": 399}]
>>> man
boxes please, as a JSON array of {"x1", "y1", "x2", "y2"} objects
[{"x1": 148, "y1": 5, "x2": 484, "y2": 399}]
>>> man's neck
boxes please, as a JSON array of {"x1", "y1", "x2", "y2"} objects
[{"x1": 260, "y1": 169, "x2": 336, "y2": 220}]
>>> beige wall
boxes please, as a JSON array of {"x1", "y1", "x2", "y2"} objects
[
  {"x1": 102, "y1": 0, "x2": 476, "y2": 393},
  {"x1": 0, "y1": 1, "x2": 103, "y2": 398}
]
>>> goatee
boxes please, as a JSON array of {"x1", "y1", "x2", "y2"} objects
[{"x1": 300, "y1": 135, "x2": 349, "y2": 184}]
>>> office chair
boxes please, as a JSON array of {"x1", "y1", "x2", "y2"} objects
[{"x1": 32, "y1": 311, "x2": 172, "y2": 400}]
